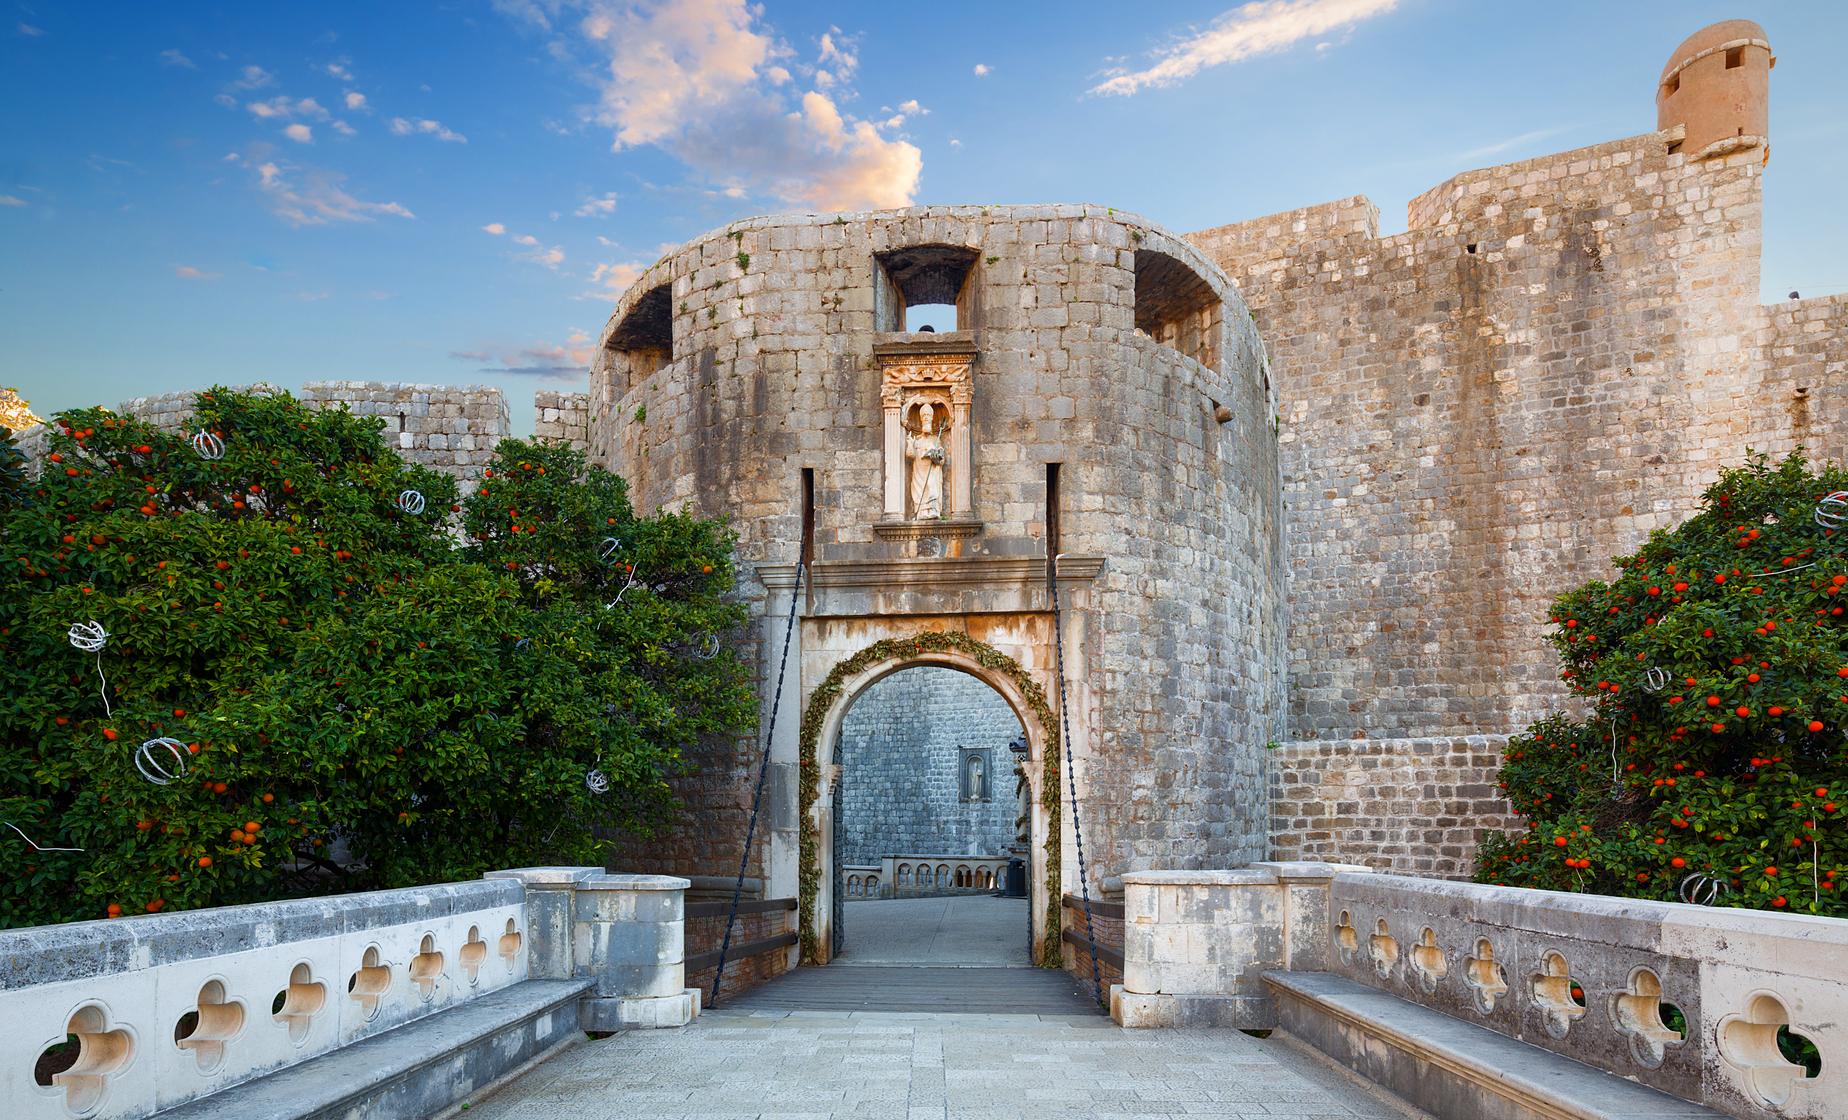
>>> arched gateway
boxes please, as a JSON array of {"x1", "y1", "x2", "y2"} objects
[{"x1": 590, "y1": 205, "x2": 1287, "y2": 979}]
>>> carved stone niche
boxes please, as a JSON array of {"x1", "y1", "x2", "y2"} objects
[{"x1": 873, "y1": 338, "x2": 979, "y2": 534}]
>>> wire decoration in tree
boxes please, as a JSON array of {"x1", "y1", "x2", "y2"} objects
[
  {"x1": 692, "y1": 632, "x2": 720, "y2": 660},
  {"x1": 396, "y1": 489, "x2": 426, "y2": 515},
  {"x1": 1677, "y1": 873, "x2": 1728, "y2": 906},
  {"x1": 191, "y1": 430, "x2": 225, "y2": 460},
  {"x1": 597, "y1": 537, "x2": 622, "y2": 565},
  {"x1": 604, "y1": 567, "x2": 642, "y2": 610},
  {"x1": 1641, "y1": 667, "x2": 1669, "y2": 693},
  {"x1": 67, "y1": 620, "x2": 112, "y2": 717},
  {"x1": 585, "y1": 768, "x2": 609, "y2": 794},
  {"x1": 1815, "y1": 491, "x2": 1848, "y2": 530},
  {"x1": 135, "y1": 737, "x2": 189, "y2": 786},
  {"x1": 3, "y1": 820, "x2": 84, "y2": 852}
]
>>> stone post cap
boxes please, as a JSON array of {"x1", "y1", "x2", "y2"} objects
[
  {"x1": 580, "y1": 873, "x2": 692, "y2": 892},
  {"x1": 484, "y1": 866, "x2": 603, "y2": 886},
  {"x1": 1249, "y1": 861, "x2": 1374, "y2": 880}
]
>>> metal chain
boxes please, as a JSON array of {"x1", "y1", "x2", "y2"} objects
[
  {"x1": 712, "y1": 540, "x2": 807, "y2": 1006},
  {"x1": 1050, "y1": 562, "x2": 1104, "y2": 1007}
]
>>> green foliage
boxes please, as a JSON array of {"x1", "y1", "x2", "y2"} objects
[
  {"x1": 1477, "y1": 452, "x2": 1848, "y2": 916},
  {"x1": 0, "y1": 426, "x2": 28, "y2": 513},
  {"x1": 0, "y1": 390, "x2": 752, "y2": 925}
]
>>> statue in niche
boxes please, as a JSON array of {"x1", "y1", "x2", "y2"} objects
[
  {"x1": 904, "y1": 400, "x2": 948, "y2": 520},
  {"x1": 963, "y1": 750, "x2": 988, "y2": 802}
]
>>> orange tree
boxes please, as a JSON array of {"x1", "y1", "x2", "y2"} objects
[
  {"x1": 0, "y1": 389, "x2": 751, "y2": 925},
  {"x1": 1477, "y1": 452, "x2": 1848, "y2": 916}
]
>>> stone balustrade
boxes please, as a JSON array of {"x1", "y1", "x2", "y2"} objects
[
  {"x1": 1111, "y1": 863, "x2": 1846, "y2": 1120},
  {"x1": 840, "y1": 856, "x2": 1008, "y2": 900},
  {"x1": 2, "y1": 868, "x2": 694, "y2": 1120}
]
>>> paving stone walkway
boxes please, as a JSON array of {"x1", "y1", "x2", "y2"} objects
[{"x1": 462, "y1": 1007, "x2": 1418, "y2": 1120}]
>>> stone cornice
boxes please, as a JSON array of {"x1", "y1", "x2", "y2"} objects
[{"x1": 757, "y1": 554, "x2": 1105, "y2": 593}]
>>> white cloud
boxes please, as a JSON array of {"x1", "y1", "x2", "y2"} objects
[
  {"x1": 1090, "y1": 0, "x2": 1398, "y2": 96},
  {"x1": 972, "y1": 63, "x2": 990, "y2": 76},
  {"x1": 160, "y1": 48, "x2": 195, "y2": 68},
  {"x1": 522, "y1": 0, "x2": 919, "y2": 211},
  {"x1": 229, "y1": 65, "x2": 273, "y2": 91},
  {"x1": 331, "y1": 119, "x2": 356, "y2": 136},
  {"x1": 248, "y1": 95, "x2": 329, "y2": 121},
  {"x1": 344, "y1": 90, "x2": 367, "y2": 111},
  {"x1": 452, "y1": 331, "x2": 594, "y2": 376},
  {"x1": 949, "y1": 138, "x2": 962, "y2": 149},
  {"x1": 482, "y1": 222, "x2": 507, "y2": 235},
  {"x1": 0, "y1": 194, "x2": 27, "y2": 207},
  {"x1": 513, "y1": 233, "x2": 539, "y2": 246},
  {"x1": 574, "y1": 193, "x2": 617, "y2": 217},
  {"x1": 325, "y1": 60, "x2": 354, "y2": 81},
  {"x1": 585, "y1": 260, "x2": 646, "y2": 300},
  {"x1": 521, "y1": 245, "x2": 566, "y2": 268},
  {"x1": 284, "y1": 123, "x2": 313, "y2": 143},
  {"x1": 173, "y1": 265, "x2": 220, "y2": 280},
  {"x1": 898, "y1": 99, "x2": 926, "y2": 115},
  {"x1": 17, "y1": 22, "x2": 45, "y2": 37},
  {"x1": 234, "y1": 154, "x2": 415, "y2": 227},
  {"x1": 388, "y1": 116, "x2": 467, "y2": 143}
]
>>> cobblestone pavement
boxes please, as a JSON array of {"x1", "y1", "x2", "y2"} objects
[{"x1": 461, "y1": 1007, "x2": 1417, "y2": 1120}]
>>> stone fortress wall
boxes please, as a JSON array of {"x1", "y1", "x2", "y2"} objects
[
  {"x1": 586, "y1": 202, "x2": 1286, "y2": 912},
  {"x1": 1190, "y1": 19, "x2": 1848, "y2": 875},
  {"x1": 112, "y1": 382, "x2": 518, "y2": 480},
  {"x1": 837, "y1": 666, "x2": 1023, "y2": 867}
]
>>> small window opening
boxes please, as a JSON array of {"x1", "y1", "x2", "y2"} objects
[
  {"x1": 1045, "y1": 463, "x2": 1062, "y2": 587},
  {"x1": 1667, "y1": 141, "x2": 1683, "y2": 156},
  {"x1": 876, "y1": 245, "x2": 979, "y2": 333},
  {"x1": 397, "y1": 411, "x2": 406, "y2": 433},
  {"x1": 1664, "y1": 74, "x2": 1679, "y2": 96},
  {"x1": 606, "y1": 282, "x2": 673, "y2": 388},
  {"x1": 1725, "y1": 47, "x2": 1743, "y2": 69},
  {"x1": 800, "y1": 467, "x2": 815, "y2": 566},
  {"x1": 1466, "y1": 243, "x2": 1478, "y2": 254},
  {"x1": 1133, "y1": 249, "x2": 1222, "y2": 369}
]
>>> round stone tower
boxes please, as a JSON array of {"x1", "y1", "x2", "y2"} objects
[
  {"x1": 1656, "y1": 18, "x2": 1772, "y2": 161},
  {"x1": 588, "y1": 205, "x2": 1285, "y2": 958}
]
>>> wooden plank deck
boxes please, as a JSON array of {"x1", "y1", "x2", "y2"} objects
[{"x1": 717, "y1": 965, "x2": 1104, "y2": 1016}]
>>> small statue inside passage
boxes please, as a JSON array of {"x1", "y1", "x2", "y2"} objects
[{"x1": 905, "y1": 401, "x2": 948, "y2": 520}]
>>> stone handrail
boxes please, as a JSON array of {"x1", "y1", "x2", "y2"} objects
[
  {"x1": 3, "y1": 867, "x2": 692, "y2": 1119},
  {"x1": 1110, "y1": 862, "x2": 1845, "y2": 1120}
]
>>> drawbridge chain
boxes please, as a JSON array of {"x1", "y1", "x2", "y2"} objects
[
  {"x1": 711, "y1": 538, "x2": 807, "y2": 1006},
  {"x1": 1050, "y1": 558, "x2": 1105, "y2": 1007}
]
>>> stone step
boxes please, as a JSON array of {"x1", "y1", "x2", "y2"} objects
[
  {"x1": 155, "y1": 978, "x2": 594, "y2": 1120},
  {"x1": 1264, "y1": 971, "x2": 1726, "y2": 1120}
]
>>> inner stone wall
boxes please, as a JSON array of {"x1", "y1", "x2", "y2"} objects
[{"x1": 837, "y1": 667, "x2": 1022, "y2": 866}]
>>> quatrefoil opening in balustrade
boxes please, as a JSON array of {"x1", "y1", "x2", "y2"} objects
[
  {"x1": 498, "y1": 918, "x2": 523, "y2": 967},
  {"x1": 1368, "y1": 919, "x2": 1400, "y2": 980},
  {"x1": 1410, "y1": 927, "x2": 1448, "y2": 993},
  {"x1": 1464, "y1": 938, "x2": 1509, "y2": 1014},
  {"x1": 347, "y1": 945, "x2": 392, "y2": 1020},
  {"x1": 410, "y1": 933, "x2": 446, "y2": 1002},
  {"x1": 173, "y1": 978, "x2": 245, "y2": 1073},
  {"x1": 36, "y1": 1003, "x2": 134, "y2": 1115},
  {"x1": 460, "y1": 925, "x2": 488, "y2": 986},
  {"x1": 1610, "y1": 968, "x2": 1687, "y2": 1069},
  {"x1": 1718, "y1": 992, "x2": 1823, "y2": 1107},
  {"x1": 1334, "y1": 910, "x2": 1358, "y2": 963},
  {"x1": 1530, "y1": 950, "x2": 1588, "y2": 1038},
  {"x1": 271, "y1": 962, "x2": 327, "y2": 1045}
]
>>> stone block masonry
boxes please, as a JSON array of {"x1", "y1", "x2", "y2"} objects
[
  {"x1": 1267, "y1": 736, "x2": 1519, "y2": 878},
  {"x1": 837, "y1": 666, "x2": 1023, "y2": 867},
  {"x1": 533, "y1": 389, "x2": 591, "y2": 452}
]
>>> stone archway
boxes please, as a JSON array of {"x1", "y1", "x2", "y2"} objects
[{"x1": 797, "y1": 631, "x2": 1064, "y2": 966}]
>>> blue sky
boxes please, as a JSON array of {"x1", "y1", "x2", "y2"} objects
[{"x1": 3, "y1": 1, "x2": 1844, "y2": 435}]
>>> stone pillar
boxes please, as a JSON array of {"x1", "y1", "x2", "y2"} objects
[
  {"x1": 1111, "y1": 862, "x2": 1369, "y2": 1029},
  {"x1": 882, "y1": 406, "x2": 904, "y2": 519},
  {"x1": 574, "y1": 873, "x2": 696, "y2": 1030},
  {"x1": 485, "y1": 866, "x2": 599, "y2": 980},
  {"x1": 948, "y1": 400, "x2": 972, "y2": 518}
]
